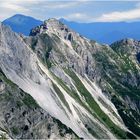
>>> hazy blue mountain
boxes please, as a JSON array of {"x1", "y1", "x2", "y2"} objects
[
  {"x1": 60, "y1": 18, "x2": 140, "y2": 44},
  {"x1": 2, "y1": 14, "x2": 42, "y2": 36},
  {"x1": 2, "y1": 14, "x2": 140, "y2": 44}
]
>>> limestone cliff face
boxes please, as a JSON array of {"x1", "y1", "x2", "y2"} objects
[
  {"x1": 29, "y1": 19, "x2": 140, "y2": 138},
  {"x1": 0, "y1": 23, "x2": 77, "y2": 139},
  {"x1": 0, "y1": 19, "x2": 140, "y2": 139},
  {"x1": 0, "y1": 68, "x2": 77, "y2": 139}
]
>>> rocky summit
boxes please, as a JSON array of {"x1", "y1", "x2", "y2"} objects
[{"x1": 0, "y1": 19, "x2": 140, "y2": 139}]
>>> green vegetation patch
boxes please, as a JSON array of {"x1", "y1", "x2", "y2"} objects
[
  {"x1": 53, "y1": 118, "x2": 79, "y2": 138},
  {"x1": 50, "y1": 72, "x2": 95, "y2": 117},
  {"x1": 22, "y1": 94, "x2": 39, "y2": 108},
  {"x1": 111, "y1": 95, "x2": 139, "y2": 138},
  {"x1": 104, "y1": 74, "x2": 140, "y2": 99},
  {"x1": 0, "y1": 69, "x2": 16, "y2": 89},
  {"x1": 64, "y1": 68, "x2": 128, "y2": 139},
  {"x1": 11, "y1": 127, "x2": 19, "y2": 135},
  {"x1": 52, "y1": 82, "x2": 71, "y2": 112}
]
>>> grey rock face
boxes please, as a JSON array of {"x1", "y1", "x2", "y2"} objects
[
  {"x1": 0, "y1": 69, "x2": 77, "y2": 139},
  {"x1": 0, "y1": 19, "x2": 140, "y2": 139},
  {"x1": 29, "y1": 19, "x2": 140, "y2": 138},
  {"x1": 0, "y1": 22, "x2": 78, "y2": 139}
]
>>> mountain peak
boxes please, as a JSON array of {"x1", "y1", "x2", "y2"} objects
[
  {"x1": 3, "y1": 14, "x2": 42, "y2": 36},
  {"x1": 111, "y1": 38, "x2": 140, "y2": 47},
  {"x1": 45, "y1": 18, "x2": 60, "y2": 24},
  {"x1": 12, "y1": 14, "x2": 27, "y2": 18},
  {"x1": 4, "y1": 14, "x2": 39, "y2": 24},
  {"x1": 30, "y1": 18, "x2": 76, "y2": 42},
  {"x1": 30, "y1": 18, "x2": 65, "y2": 35},
  {"x1": 44, "y1": 18, "x2": 67, "y2": 32}
]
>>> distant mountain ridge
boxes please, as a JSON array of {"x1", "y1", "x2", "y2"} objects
[
  {"x1": 3, "y1": 14, "x2": 42, "y2": 36},
  {"x1": 60, "y1": 18, "x2": 140, "y2": 44},
  {"x1": 2, "y1": 14, "x2": 140, "y2": 44}
]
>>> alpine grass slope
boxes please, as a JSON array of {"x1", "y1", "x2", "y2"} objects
[{"x1": 0, "y1": 19, "x2": 140, "y2": 139}]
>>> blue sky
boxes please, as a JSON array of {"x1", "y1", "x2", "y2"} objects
[{"x1": 0, "y1": 0, "x2": 140, "y2": 22}]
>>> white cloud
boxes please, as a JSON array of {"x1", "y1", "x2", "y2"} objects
[
  {"x1": 0, "y1": 0, "x2": 88, "y2": 21},
  {"x1": 62, "y1": 13, "x2": 94, "y2": 22},
  {"x1": 0, "y1": 0, "x2": 140, "y2": 23},
  {"x1": 96, "y1": 8, "x2": 140, "y2": 22},
  {"x1": 43, "y1": 1, "x2": 82, "y2": 9},
  {"x1": 0, "y1": 0, "x2": 40, "y2": 20},
  {"x1": 0, "y1": 2, "x2": 29, "y2": 12}
]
